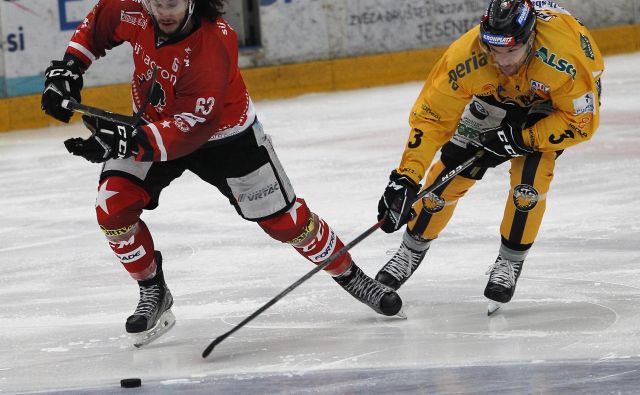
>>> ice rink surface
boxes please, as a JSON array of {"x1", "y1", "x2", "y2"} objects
[{"x1": 1, "y1": 52, "x2": 639, "y2": 394}]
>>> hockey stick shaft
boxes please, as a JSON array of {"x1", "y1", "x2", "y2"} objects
[
  {"x1": 61, "y1": 100, "x2": 138, "y2": 126},
  {"x1": 202, "y1": 217, "x2": 385, "y2": 358},
  {"x1": 202, "y1": 150, "x2": 485, "y2": 358},
  {"x1": 61, "y1": 66, "x2": 158, "y2": 127},
  {"x1": 414, "y1": 150, "x2": 485, "y2": 202}
]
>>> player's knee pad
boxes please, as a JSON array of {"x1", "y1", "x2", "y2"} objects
[
  {"x1": 258, "y1": 198, "x2": 317, "y2": 245},
  {"x1": 95, "y1": 176, "x2": 151, "y2": 236}
]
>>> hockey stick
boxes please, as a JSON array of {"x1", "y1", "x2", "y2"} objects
[
  {"x1": 202, "y1": 149, "x2": 485, "y2": 358},
  {"x1": 202, "y1": 217, "x2": 385, "y2": 358},
  {"x1": 61, "y1": 66, "x2": 158, "y2": 127},
  {"x1": 414, "y1": 149, "x2": 485, "y2": 201}
]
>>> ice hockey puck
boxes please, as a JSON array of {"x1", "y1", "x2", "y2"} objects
[{"x1": 120, "y1": 378, "x2": 142, "y2": 388}]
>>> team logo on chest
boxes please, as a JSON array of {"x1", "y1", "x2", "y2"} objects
[
  {"x1": 133, "y1": 43, "x2": 179, "y2": 86},
  {"x1": 447, "y1": 51, "x2": 489, "y2": 91},
  {"x1": 535, "y1": 47, "x2": 577, "y2": 79},
  {"x1": 530, "y1": 79, "x2": 550, "y2": 94}
]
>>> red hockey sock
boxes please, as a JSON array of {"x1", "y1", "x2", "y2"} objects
[
  {"x1": 95, "y1": 177, "x2": 156, "y2": 280},
  {"x1": 106, "y1": 220, "x2": 157, "y2": 281},
  {"x1": 259, "y1": 198, "x2": 352, "y2": 276}
]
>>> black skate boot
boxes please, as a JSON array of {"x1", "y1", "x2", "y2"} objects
[
  {"x1": 376, "y1": 232, "x2": 430, "y2": 290},
  {"x1": 484, "y1": 254, "x2": 524, "y2": 315},
  {"x1": 334, "y1": 262, "x2": 403, "y2": 317},
  {"x1": 126, "y1": 250, "x2": 175, "y2": 347}
]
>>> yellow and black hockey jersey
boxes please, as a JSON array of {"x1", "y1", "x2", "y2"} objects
[{"x1": 398, "y1": 3, "x2": 604, "y2": 184}]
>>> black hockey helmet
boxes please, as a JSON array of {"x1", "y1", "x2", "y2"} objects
[{"x1": 480, "y1": 0, "x2": 537, "y2": 47}]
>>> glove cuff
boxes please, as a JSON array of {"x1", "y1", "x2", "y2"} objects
[
  {"x1": 62, "y1": 53, "x2": 88, "y2": 73},
  {"x1": 390, "y1": 170, "x2": 420, "y2": 192},
  {"x1": 511, "y1": 128, "x2": 534, "y2": 154}
]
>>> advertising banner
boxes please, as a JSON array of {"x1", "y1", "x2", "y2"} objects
[
  {"x1": 1, "y1": 0, "x2": 132, "y2": 97},
  {"x1": 254, "y1": 0, "x2": 638, "y2": 67},
  {"x1": 0, "y1": 0, "x2": 638, "y2": 98}
]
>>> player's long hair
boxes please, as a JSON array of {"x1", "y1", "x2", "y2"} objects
[{"x1": 195, "y1": 0, "x2": 226, "y2": 20}]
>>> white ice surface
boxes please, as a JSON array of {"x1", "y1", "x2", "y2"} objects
[{"x1": 1, "y1": 52, "x2": 639, "y2": 394}]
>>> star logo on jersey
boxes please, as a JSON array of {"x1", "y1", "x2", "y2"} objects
[
  {"x1": 95, "y1": 180, "x2": 119, "y2": 215},
  {"x1": 161, "y1": 120, "x2": 171, "y2": 128}
]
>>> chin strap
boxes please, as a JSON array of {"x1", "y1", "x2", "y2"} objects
[
  {"x1": 174, "y1": 0, "x2": 196, "y2": 36},
  {"x1": 521, "y1": 31, "x2": 536, "y2": 65}
]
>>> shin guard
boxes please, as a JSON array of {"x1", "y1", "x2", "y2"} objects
[
  {"x1": 259, "y1": 198, "x2": 352, "y2": 276},
  {"x1": 95, "y1": 177, "x2": 156, "y2": 280}
]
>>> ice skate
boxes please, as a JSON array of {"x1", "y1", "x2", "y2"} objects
[
  {"x1": 334, "y1": 262, "x2": 404, "y2": 317},
  {"x1": 126, "y1": 251, "x2": 175, "y2": 347},
  {"x1": 487, "y1": 300, "x2": 502, "y2": 316},
  {"x1": 375, "y1": 233, "x2": 430, "y2": 290},
  {"x1": 484, "y1": 254, "x2": 524, "y2": 315}
]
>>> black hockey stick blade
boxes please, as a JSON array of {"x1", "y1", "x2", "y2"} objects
[
  {"x1": 201, "y1": 150, "x2": 485, "y2": 358},
  {"x1": 202, "y1": 218, "x2": 385, "y2": 358},
  {"x1": 61, "y1": 66, "x2": 158, "y2": 127}
]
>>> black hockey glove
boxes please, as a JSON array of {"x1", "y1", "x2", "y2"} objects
[
  {"x1": 64, "y1": 115, "x2": 138, "y2": 163},
  {"x1": 41, "y1": 59, "x2": 84, "y2": 123},
  {"x1": 378, "y1": 171, "x2": 421, "y2": 233},
  {"x1": 479, "y1": 119, "x2": 533, "y2": 168}
]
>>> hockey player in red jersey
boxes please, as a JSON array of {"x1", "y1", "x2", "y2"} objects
[
  {"x1": 376, "y1": 0, "x2": 603, "y2": 315},
  {"x1": 41, "y1": 0, "x2": 402, "y2": 347}
]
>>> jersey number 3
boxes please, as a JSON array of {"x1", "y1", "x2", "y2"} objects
[
  {"x1": 408, "y1": 129, "x2": 424, "y2": 148},
  {"x1": 549, "y1": 129, "x2": 575, "y2": 145}
]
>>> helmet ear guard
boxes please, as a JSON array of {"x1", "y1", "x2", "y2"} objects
[{"x1": 480, "y1": 0, "x2": 537, "y2": 48}]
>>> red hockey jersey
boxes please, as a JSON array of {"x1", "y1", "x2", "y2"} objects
[{"x1": 66, "y1": 0, "x2": 255, "y2": 162}]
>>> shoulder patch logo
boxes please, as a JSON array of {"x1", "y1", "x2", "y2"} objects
[
  {"x1": 120, "y1": 11, "x2": 148, "y2": 29},
  {"x1": 536, "y1": 12, "x2": 556, "y2": 22},
  {"x1": 580, "y1": 34, "x2": 595, "y2": 60},
  {"x1": 572, "y1": 91, "x2": 595, "y2": 115}
]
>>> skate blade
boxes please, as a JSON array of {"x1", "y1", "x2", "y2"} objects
[
  {"x1": 487, "y1": 301, "x2": 502, "y2": 316},
  {"x1": 131, "y1": 309, "x2": 176, "y2": 348},
  {"x1": 394, "y1": 308, "x2": 407, "y2": 319}
]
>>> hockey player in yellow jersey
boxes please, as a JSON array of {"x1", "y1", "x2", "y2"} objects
[{"x1": 376, "y1": 0, "x2": 604, "y2": 314}]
